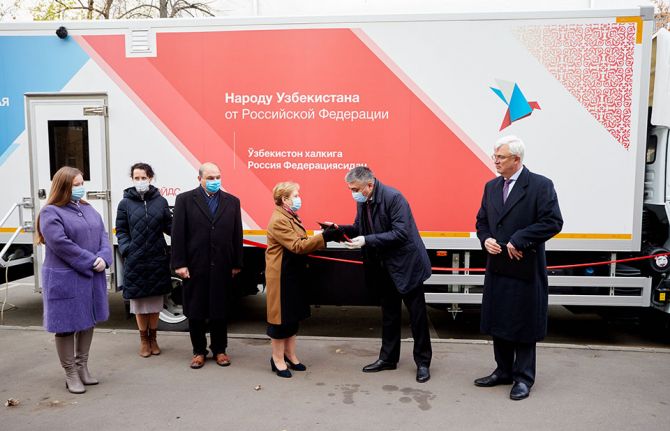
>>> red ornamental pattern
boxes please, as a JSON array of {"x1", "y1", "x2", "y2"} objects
[{"x1": 516, "y1": 23, "x2": 636, "y2": 149}]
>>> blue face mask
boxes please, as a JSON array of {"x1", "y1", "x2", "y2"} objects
[
  {"x1": 352, "y1": 191, "x2": 367, "y2": 203},
  {"x1": 205, "y1": 179, "x2": 221, "y2": 193},
  {"x1": 289, "y1": 196, "x2": 302, "y2": 212},
  {"x1": 71, "y1": 185, "x2": 85, "y2": 201}
]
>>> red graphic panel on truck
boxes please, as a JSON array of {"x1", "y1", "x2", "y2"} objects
[{"x1": 82, "y1": 29, "x2": 492, "y2": 232}]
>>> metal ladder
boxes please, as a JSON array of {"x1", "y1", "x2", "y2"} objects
[{"x1": 0, "y1": 197, "x2": 34, "y2": 268}]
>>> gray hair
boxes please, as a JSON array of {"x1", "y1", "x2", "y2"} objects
[
  {"x1": 494, "y1": 135, "x2": 525, "y2": 161},
  {"x1": 345, "y1": 166, "x2": 375, "y2": 184},
  {"x1": 199, "y1": 162, "x2": 220, "y2": 177}
]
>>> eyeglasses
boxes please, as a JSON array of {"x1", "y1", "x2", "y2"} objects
[{"x1": 491, "y1": 154, "x2": 514, "y2": 162}]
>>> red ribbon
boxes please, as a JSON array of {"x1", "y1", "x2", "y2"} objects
[{"x1": 244, "y1": 239, "x2": 670, "y2": 272}]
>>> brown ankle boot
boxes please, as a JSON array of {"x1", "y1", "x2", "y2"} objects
[
  {"x1": 148, "y1": 328, "x2": 161, "y2": 355},
  {"x1": 139, "y1": 330, "x2": 151, "y2": 358}
]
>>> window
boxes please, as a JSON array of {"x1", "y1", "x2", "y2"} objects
[{"x1": 48, "y1": 120, "x2": 90, "y2": 180}]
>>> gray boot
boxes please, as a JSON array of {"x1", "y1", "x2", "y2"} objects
[
  {"x1": 75, "y1": 327, "x2": 98, "y2": 385},
  {"x1": 55, "y1": 334, "x2": 86, "y2": 394}
]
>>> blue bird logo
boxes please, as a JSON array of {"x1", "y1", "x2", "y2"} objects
[{"x1": 490, "y1": 80, "x2": 541, "y2": 130}]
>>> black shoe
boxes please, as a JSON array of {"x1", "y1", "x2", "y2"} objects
[
  {"x1": 270, "y1": 357, "x2": 292, "y2": 378},
  {"x1": 474, "y1": 373, "x2": 513, "y2": 387},
  {"x1": 284, "y1": 356, "x2": 307, "y2": 371},
  {"x1": 362, "y1": 359, "x2": 397, "y2": 373},
  {"x1": 416, "y1": 365, "x2": 430, "y2": 383},
  {"x1": 510, "y1": 382, "x2": 530, "y2": 400}
]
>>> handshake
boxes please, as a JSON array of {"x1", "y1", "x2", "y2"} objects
[{"x1": 318, "y1": 222, "x2": 365, "y2": 249}]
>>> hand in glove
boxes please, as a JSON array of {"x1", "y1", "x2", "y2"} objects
[
  {"x1": 343, "y1": 235, "x2": 365, "y2": 249},
  {"x1": 93, "y1": 257, "x2": 106, "y2": 272}
]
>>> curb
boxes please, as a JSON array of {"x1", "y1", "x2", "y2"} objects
[{"x1": 2, "y1": 325, "x2": 669, "y2": 354}]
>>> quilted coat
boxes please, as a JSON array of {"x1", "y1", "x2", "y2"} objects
[{"x1": 116, "y1": 185, "x2": 173, "y2": 300}]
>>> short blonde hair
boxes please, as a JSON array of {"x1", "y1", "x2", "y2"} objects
[{"x1": 273, "y1": 181, "x2": 299, "y2": 206}]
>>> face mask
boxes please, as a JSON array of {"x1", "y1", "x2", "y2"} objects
[
  {"x1": 205, "y1": 179, "x2": 221, "y2": 193},
  {"x1": 289, "y1": 196, "x2": 302, "y2": 212},
  {"x1": 352, "y1": 191, "x2": 367, "y2": 203},
  {"x1": 71, "y1": 185, "x2": 85, "y2": 201},
  {"x1": 134, "y1": 180, "x2": 150, "y2": 193}
]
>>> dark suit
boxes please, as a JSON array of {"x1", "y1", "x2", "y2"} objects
[
  {"x1": 476, "y1": 166, "x2": 563, "y2": 386},
  {"x1": 343, "y1": 179, "x2": 432, "y2": 367},
  {"x1": 171, "y1": 186, "x2": 243, "y2": 356}
]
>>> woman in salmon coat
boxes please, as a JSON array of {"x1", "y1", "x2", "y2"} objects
[
  {"x1": 265, "y1": 181, "x2": 339, "y2": 377},
  {"x1": 36, "y1": 166, "x2": 112, "y2": 394}
]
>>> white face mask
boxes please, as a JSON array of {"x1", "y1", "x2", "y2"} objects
[{"x1": 134, "y1": 180, "x2": 150, "y2": 193}]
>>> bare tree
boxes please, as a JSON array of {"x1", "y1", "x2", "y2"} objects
[
  {"x1": 654, "y1": 0, "x2": 670, "y2": 32},
  {"x1": 128, "y1": 0, "x2": 215, "y2": 18},
  {"x1": 0, "y1": 0, "x2": 22, "y2": 21},
  {"x1": 32, "y1": 0, "x2": 215, "y2": 20}
]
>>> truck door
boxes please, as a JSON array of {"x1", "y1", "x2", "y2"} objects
[{"x1": 26, "y1": 93, "x2": 113, "y2": 290}]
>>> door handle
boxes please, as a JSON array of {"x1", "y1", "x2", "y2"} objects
[{"x1": 86, "y1": 190, "x2": 111, "y2": 201}]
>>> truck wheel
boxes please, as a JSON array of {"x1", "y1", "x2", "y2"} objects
[{"x1": 157, "y1": 277, "x2": 189, "y2": 332}]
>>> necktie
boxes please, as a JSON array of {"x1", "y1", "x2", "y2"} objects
[
  {"x1": 206, "y1": 193, "x2": 218, "y2": 215},
  {"x1": 503, "y1": 179, "x2": 514, "y2": 204}
]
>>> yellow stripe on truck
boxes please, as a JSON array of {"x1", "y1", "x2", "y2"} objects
[
  {"x1": 242, "y1": 230, "x2": 632, "y2": 240},
  {"x1": 0, "y1": 228, "x2": 633, "y2": 241},
  {"x1": 417, "y1": 232, "x2": 633, "y2": 240},
  {"x1": 420, "y1": 232, "x2": 472, "y2": 238},
  {"x1": 554, "y1": 233, "x2": 633, "y2": 240}
]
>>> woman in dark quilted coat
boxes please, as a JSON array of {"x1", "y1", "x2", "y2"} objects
[{"x1": 116, "y1": 163, "x2": 172, "y2": 357}]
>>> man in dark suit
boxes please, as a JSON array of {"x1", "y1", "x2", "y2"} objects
[
  {"x1": 475, "y1": 135, "x2": 563, "y2": 400},
  {"x1": 340, "y1": 166, "x2": 433, "y2": 383},
  {"x1": 171, "y1": 162, "x2": 243, "y2": 369}
]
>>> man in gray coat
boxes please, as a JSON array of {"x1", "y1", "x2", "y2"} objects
[
  {"x1": 340, "y1": 166, "x2": 432, "y2": 383},
  {"x1": 475, "y1": 135, "x2": 563, "y2": 400}
]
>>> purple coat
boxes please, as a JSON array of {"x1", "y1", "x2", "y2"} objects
[{"x1": 40, "y1": 202, "x2": 112, "y2": 333}]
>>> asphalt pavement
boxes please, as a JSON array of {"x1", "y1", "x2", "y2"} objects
[
  {"x1": 1, "y1": 326, "x2": 669, "y2": 431},
  {"x1": 1, "y1": 278, "x2": 670, "y2": 430}
]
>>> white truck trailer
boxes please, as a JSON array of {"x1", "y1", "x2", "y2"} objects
[{"x1": 1, "y1": 3, "x2": 669, "y2": 330}]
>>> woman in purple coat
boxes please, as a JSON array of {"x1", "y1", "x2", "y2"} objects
[{"x1": 36, "y1": 166, "x2": 112, "y2": 394}]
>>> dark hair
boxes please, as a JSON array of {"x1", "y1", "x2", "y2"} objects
[{"x1": 130, "y1": 162, "x2": 155, "y2": 179}]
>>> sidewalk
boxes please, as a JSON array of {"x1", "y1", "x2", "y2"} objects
[{"x1": 1, "y1": 326, "x2": 668, "y2": 431}]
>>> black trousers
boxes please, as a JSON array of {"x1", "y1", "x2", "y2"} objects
[
  {"x1": 493, "y1": 337, "x2": 536, "y2": 387},
  {"x1": 188, "y1": 318, "x2": 227, "y2": 356},
  {"x1": 376, "y1": 268, "x2": 432, "y2": 367}
]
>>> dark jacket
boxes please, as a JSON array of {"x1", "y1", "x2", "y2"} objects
[
  {"x1": 116, "y1": 186, "x2": 172, "y2": 300},
  {"x1": 265, "y1": 207, "x2": 325, "y2": 325},
  {"x1": 342, "y1": 179, "x2": 431, "y2": 294},
  {"x1": 476, "y1": 167, "x2": 563, "y2": 343},
  {"x1": 170, "y1": 186, "x2": 243, "y2": 320}
]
